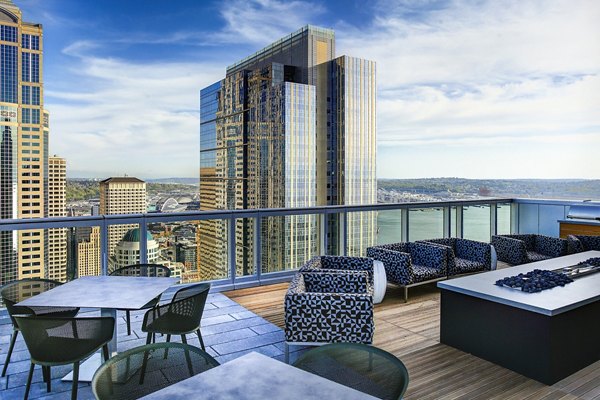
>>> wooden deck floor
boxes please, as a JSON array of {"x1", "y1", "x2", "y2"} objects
[{"x1": 224, "y1": 280, "x2": 600, "y2": 399}]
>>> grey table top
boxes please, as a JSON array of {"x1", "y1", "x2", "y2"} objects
[
  {"x1": 140, "y1": 352, "x2": 378, "y2": 400},
  {"x1": 16, "y1": 276, "x2": 179, "y2": 310},
  {"x1": 438, "y1": 251, "x2": 600, "y2": 316}
]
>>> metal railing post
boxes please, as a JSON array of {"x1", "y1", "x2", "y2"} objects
[
  {"x1": 401, "y1": 208, "x2": 409, "y2": 242},
  {"x1": 443, "y1": 207, "x2": 451, "y2": 238},
  {"x1": 319, "y1": 213, "x2": 328, "y2": 255},
  {"x1": 511, "y1": 202, "x2": 519, "y2": 234},
  {"x1": 490, "y1": 203, "x2": 497, "y2": 239},
  {"x1": 455, "y1": 205, "x2": 464, "y2": 238},
  {"x1": 339, "y1": 211, "x2": 347, "y2": 256},
  {"x1": 139, "y1": 216, "x2": 148, "y2": 264},
  {"x1": 228, "y1": 217, "x2": 237, "y2": 283},
  {"x1": 253, "y1": 216, "x2": 262, "y2": 280},
  {"x1": 101, "y1": 218, "x2": 109, "y2": 276}
]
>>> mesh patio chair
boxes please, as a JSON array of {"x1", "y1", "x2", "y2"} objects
[
  {"x1": 1, "y1": 278, "x2": 80, "y2": 377},
  {"x1": 141, "y1": 283, "x2": 210, "y2": 350},
  {"x1": 109, "y1": 263, "x2": 172, "y2": 335},
  {"x1": 92, "y1": 342, "x2": 219, "y2": 400},
  {"x1": 15, "y1": 315, "x2": 114, "y2": 400},
  {"x1": 293, "y1": 342, "x2": 409, "y2": 400}
]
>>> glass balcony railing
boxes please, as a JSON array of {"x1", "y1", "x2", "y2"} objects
[{"x1": 0, "y1": 197, "x2": 591, "y2": 295}]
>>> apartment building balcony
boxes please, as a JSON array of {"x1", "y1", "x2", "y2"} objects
[{"x1": 1, "y1": 198, "x2": 599, "y2": 399}]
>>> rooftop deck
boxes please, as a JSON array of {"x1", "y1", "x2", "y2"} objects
[
  {"x1": 2, "y1": 265, "x2": 600, "y2": 399},
  {"x1": 225, "y1": 272, "x2": 600, "y2": 400}
]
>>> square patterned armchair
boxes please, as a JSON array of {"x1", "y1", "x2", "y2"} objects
[
  {"x1": 366, "y1": 242, "x2": 447, "y2": 302},
  {"x1": 299, "y1": 255, "x2": 374, "y2": 283},
  {"x1": 567, "y1": 235, "x2": 600, "y2": 254},
  {"x1": 419, "y1": 238, "x2": 492, "y2": 275},
  {"x1": 284, "y1": 270, "x2": 374, "y2": 362},
  {"x1": 491, "y1": 234, "x2": 568, "y2": 265}
]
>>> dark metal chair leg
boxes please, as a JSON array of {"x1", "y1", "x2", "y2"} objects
[
  {"x1": 71, "y1": 361, "x2": 80, "y2": 400},
  {"x1": 126, "y1": 310, "x2": 131, "y2": 335},
  {"x1": 1, "y1": 329, "x2": 18, "y2": 377},
  {"x1": 43, "y1": 366, "x2": 51, "y2": 392},
  {"x1": 163, "y1": 334, "x2": 171, "y2": 359},
  {"x1": 181, "y1": 335, "x2": 187, "y2": 344},
  {"x1": 103, "y1": 344, "x2": 110, "y2": 362},
  {"x1": 24, "y1": 363, "x2": 35, "y2": 400},
  {"x1": 146, "y1": 332, "x2": 152, "y2": 345},
  {"x1": 196, "y1": 329, "x2": 205, "y2": 351},
  {"x1": 139, "y1": 348, "x2": 150, "y2": 385}
]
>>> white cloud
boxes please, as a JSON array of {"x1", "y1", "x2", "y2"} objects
[
  {"x1": 214, "y1": 0, "x2": 326, "y2": 45},
  {"x1": 46, "y1": 55, "x2": 224, "y2": 178},
  {"x1": 45, "y1": 0, "x2": 600, "y2": 179},
  {"x1": 333, "y1": 0, "x2": 600, "y2": 177}
]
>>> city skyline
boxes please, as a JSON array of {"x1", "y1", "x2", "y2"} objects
[{"x1": 15, "y1": 0, "x2": 600, "y2": 180}]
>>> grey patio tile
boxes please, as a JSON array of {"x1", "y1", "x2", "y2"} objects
[
  {"x1": 202, "y1": 327, "x2": 258, "y2": 347},
  {"x1": 201, "y1": 314, "x2": 236, "y2": 326},
  {"x1": 229, "y1": 310, "x2": 258, "y2": 320},
  {"x1": 214, "y1": 344, "x2": 283, "y2": 364},
  {"x1": 202, "y1": 304, "x2": 248, "y2": 318},
  {"x1": 201, "y1": 316, "x2": 269, "y2": 336},
  {"x1": 211, "y1": 330, "x2": 285, "y2": 356},
  {"x1": 249, "y1": 322, "x2": 281, "y2": 335}
]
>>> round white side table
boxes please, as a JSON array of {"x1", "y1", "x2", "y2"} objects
[{"x1": 373, "y1": 260, "x2": 387, "y2": 304}]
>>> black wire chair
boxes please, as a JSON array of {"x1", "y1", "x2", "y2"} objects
[
  {"x1": 109, "y1": 264, "x2": 172, "y2": 335},
  {"x1": 141, "y1": 283, "x2": 210, "y2": 350},
  {"x1": 293, "y1": 343, "x2": 410, "y2": 400},
  {"x1": 15, "y1": 315, "x2": 115, "y2": 400},
  {"x1": 1, "y1": 278, "x2": 80, "y2": 377},
  {"x1": 92, "y1": 342, "x2": 220, "y2": 400}
]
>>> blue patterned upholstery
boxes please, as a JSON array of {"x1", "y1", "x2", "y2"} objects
[
  {"x1": 491, "y1": 234, "x2": 568, "y2": 265},
  {"x1": 419, "y1": 238, "x2": 492, "y2": 275},
  {"x1": 366, "y1": 242, "x2": 446, "y2": 286},
  {"x1": 567, "y1": 235, "x2": 600, "y2": 253},
  {"x1": 284, "y1": 270, "x2": 374, "y2": 345},
  {"x1": 299, "y1": 256, "x2": 374, "y2": 287}
]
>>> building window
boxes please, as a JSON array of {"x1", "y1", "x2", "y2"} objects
[{"x1": 0, "y1": 25, "x2": 17, "y2": 42}]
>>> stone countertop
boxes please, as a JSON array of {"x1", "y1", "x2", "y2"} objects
[
  {"x1": 16, "y1": 276, "x2": 179, "y2": 310},
  {"x1": 140, "y1": 351, "x2": 378, "y2": 400},
  {"x1": 438, "y1": 251, "x2": 600, "y2": 316}
]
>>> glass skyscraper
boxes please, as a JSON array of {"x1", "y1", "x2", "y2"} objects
[
  {"x1": 198, "y1": 25, "x2": 376, "y2": 279},
  {"x1": 0, "y1": 0, "x2": 48, "y2": 285}
]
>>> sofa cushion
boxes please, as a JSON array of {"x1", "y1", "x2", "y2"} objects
[
  {"x1": 412, "y1": 265, "x2": 444, "y2": 282},
  {"x1": 454, "y1": 258, "x2": 487, "y2": 274},
  {"x1": 526, "y1": 251, "x2": 552, "y2": 263}
]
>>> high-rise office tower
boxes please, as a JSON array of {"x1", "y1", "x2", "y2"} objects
[
  {"x1": 67, "y1": 226, "x2": 101, "y2": 277},
  {"x1": 0, "y1": 0, "x2": 48, "y2": 285},
  {"x1": 198, "y1": 26, "x2": 376, "y2": 279},
  {"x1": 47, "y1": 155, "x2": 67, "y2": 281},
  {"x1": 112, "y1": 228, "x2": 159, "y2": 270},
  {"x1": 99, "y1": 177, "x2": 147, "y2": 272}
]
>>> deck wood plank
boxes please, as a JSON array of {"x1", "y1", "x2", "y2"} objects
[{"x1": 224, "y1": 269, "x2": 593, "y2": 399}]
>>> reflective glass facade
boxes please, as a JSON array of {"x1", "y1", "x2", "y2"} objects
[
  {"x1": 1, "y1": 2, "x2": 48, "y2": 285},
  {"x1": 199, "y1": 26, "x2": 376, "y2": 278}
]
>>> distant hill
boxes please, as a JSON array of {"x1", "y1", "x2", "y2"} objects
[
  {"x1": 378, "y1": 178, "x2": 600, "y2": 200},
  {"x1": 145, "y1": 178, "x2": 199, "y2": 185},
  {"x1": 66, "y1": 179, "x2": 198, "y2": 202}
]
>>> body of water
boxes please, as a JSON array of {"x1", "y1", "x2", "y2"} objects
[{"x1": 377, "y1": 205, "x2": 511, "y2": 244}]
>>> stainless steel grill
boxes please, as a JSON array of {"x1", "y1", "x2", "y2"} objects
[{"x1": 567, "y1": 204, "x2": 600, "y2": 221}]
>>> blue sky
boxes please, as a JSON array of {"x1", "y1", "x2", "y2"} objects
[{"x1": 16, "y1": 0, "x2": 600, "y2": 179}]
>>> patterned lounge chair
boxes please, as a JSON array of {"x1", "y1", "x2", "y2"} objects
[
  {"x1": 567, "y1": 234, "x2": 600, "y2": 254},
  {"x1": 366, "y1": 242, "x2": 447, "y2": 302},
  {"x1": 419, "y1": 238, "x2": 492, "y2": 275},
  {"x1": 491, "y1": 234, "x2": 568, "y2": 265},
  {"x1": 284, "y1": 270, "x2": 374, "y2": 363}
]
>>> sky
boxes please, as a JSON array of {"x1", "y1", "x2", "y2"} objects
[{"x1": 15, "y1": 0, "x2": 600, "y2": 179}]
